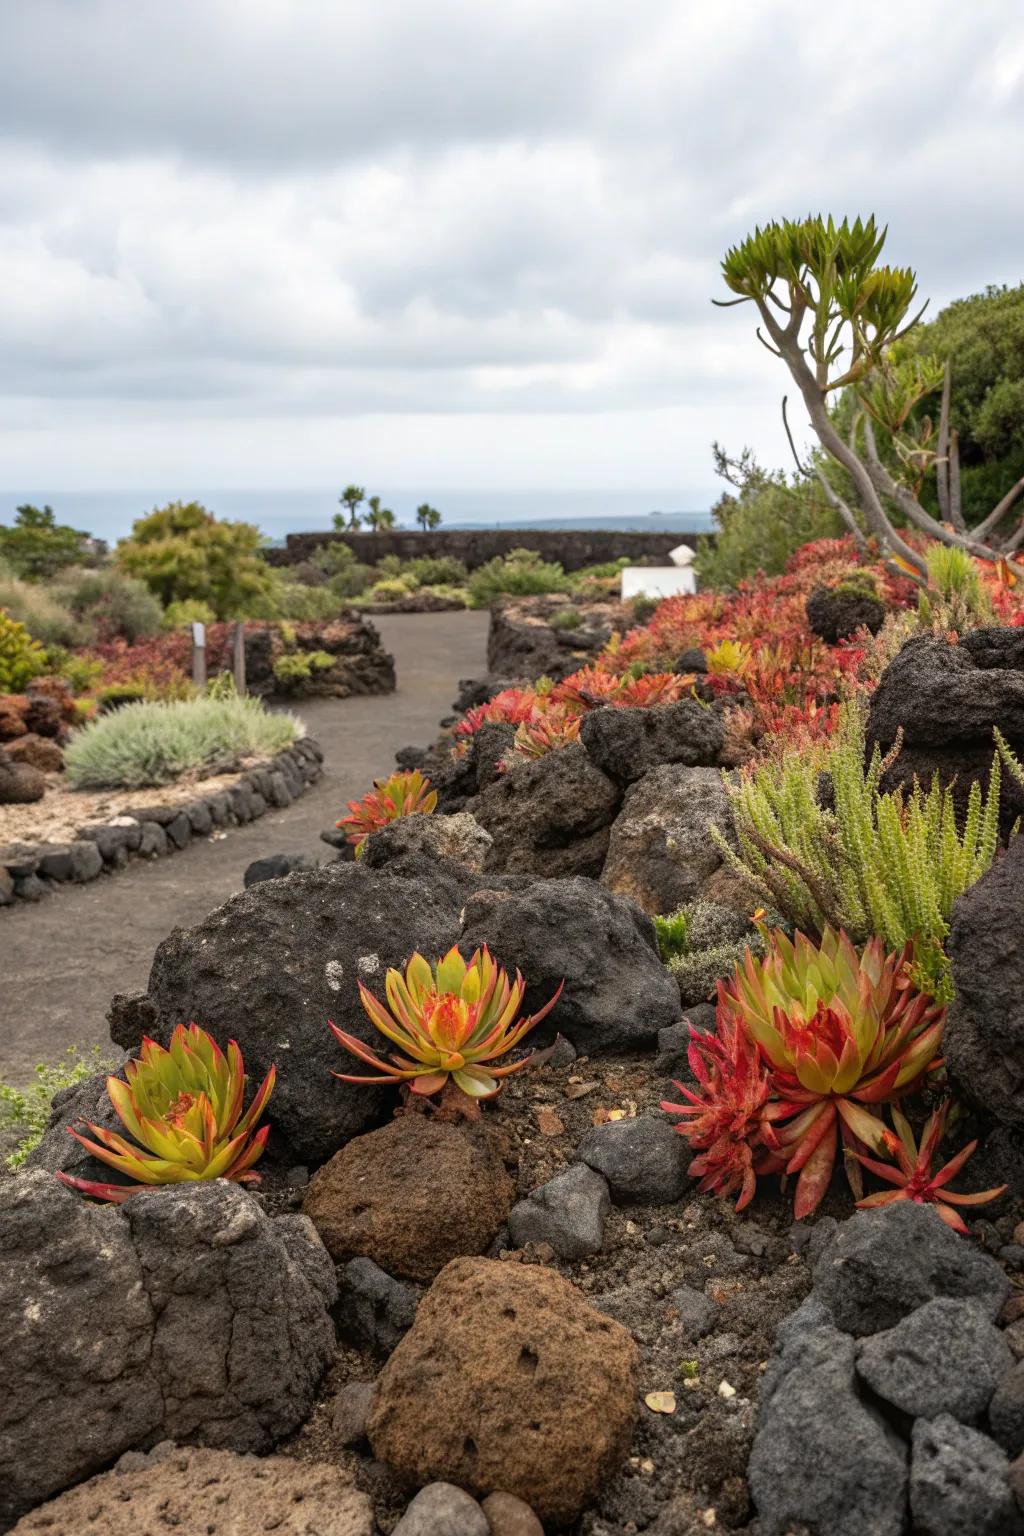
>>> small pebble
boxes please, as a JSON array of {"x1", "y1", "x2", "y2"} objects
[
  {"x1": 481, "y1": 1488, "x2": 545, "y2": 1535},
  {"x1": 331, "y1": 1381, "x2": 375, "y2": 1447}
]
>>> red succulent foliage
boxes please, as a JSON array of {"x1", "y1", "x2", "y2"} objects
[
  {"x1": 854, "y1": 1101, "x2": 1006, "y2": 1233},
  {"x1": 661, "y1": 1012, "x2": 779, "y2": 1209}
]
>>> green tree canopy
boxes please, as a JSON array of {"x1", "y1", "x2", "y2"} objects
[
  {"x1": 116, "y1": 501, "x2": 273, "y2": 618},
  {"x1": 0, "y1": 504, "x2": 91, "y2": 581},
  {"x1": 365, "y1": 495, "x2": 396, "y2": 531},
  {"x1": 415, "y1": 503, "x2": 442, "y2": 531}
]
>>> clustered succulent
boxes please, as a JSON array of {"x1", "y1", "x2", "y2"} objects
[
  {"x1": 338, "y1": 768, "x2": 438, "y2": 854},
  {"x1": 663, "y1": 925, "x2": 964, "y2": 1220},
  {"x1": 58, "y1": 1024, "x2": 275, "y2": 1203}
]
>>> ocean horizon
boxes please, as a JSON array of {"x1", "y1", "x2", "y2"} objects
[{"x1": 0, "y1": 488, "x2": 715, "y2": 545}]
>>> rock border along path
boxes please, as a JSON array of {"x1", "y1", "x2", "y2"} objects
[{"x1": 0, "y1": 610, "x2": 488, "y2": 1082}]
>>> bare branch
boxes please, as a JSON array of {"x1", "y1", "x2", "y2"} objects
[
  {"x1": 756, "y1": 326, "x2": 783, "y2": 358},
  {"x1": 949, "y1": 429, "x2": 963, "y2": 533},
  {"x1": 936, "y1": 361, "x2": 952, "y2": 525},
  {"x1": 972, "y1": 471, "x2": 1024, "y2": 541}
]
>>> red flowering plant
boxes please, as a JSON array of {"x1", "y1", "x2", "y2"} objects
[{"x1": 663, "y1": 925, "x2": 952, "y2": 1221}]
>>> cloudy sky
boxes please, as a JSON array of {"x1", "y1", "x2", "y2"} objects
[{"x1": 1, "y1": 0, "x2": 1022, "y2": 507}]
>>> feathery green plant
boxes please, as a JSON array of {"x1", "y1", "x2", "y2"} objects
[
  {"x1": 65, "y1": 692, "x2": 301, "y2": 789},
  {"x1": 654, "y1": 909, "x2": 690, "y2": 963},
  {"x1": 917, "y1": 544, "x2": 993, "y2": 632},
  {"x1": 714, "y1": 707, "x2": 1003, "y2": 999}
]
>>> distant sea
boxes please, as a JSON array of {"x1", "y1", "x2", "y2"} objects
[{"x1": 0, "y1": 488, "x2": 714, "y2": 545}]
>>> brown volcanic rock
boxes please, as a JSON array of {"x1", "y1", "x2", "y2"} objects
[
  {"x1": 304, "y1": 1116, "x2": 516, "y2": 1282},
  {"x1": 11, "y1": 1443, "x2": 374, "y2": 1536},
  {"x1": 368, "y1": 1256, "x2": 639, "y2": 1525},
  {"x1": 4, "y1": 734, "x2": 64, "y2": 772}
]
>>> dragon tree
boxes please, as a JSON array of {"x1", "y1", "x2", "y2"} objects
[{"x1": 718, "y1": 216, "x2": 1024, "y2": 580}]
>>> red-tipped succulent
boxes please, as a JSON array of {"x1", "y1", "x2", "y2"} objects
[
  {"x1": 330, "y1": 944, "x2": 562, "y2": 1106},
  {"x1": 337, "y1": 769, "x2": 438, "y2": 855},
  {"x1": 854, "y1": 1101, "x2": 1006, "y2": 1233},
  {"x1": 662, "y1": 1010, "x2": 779, "y2": 1210},
  {"x1": 56, "y1": 1024, "x2": 275, "y2": 1203}
]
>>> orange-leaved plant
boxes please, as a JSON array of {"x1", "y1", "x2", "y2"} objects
[
  {"x1": 853, "y1": 1100, "x2": 1006, "y2": 1233},
  {"x1": 663, "y1": 926, "x2": 946, "y2": 1219},
  {"x1": 56, "y1": 1023, "x2": 275, "y2": 1203},
  {"x1": 330, "y1": 944, "x2": 562, "y2": 1105},
  {"x1": 338, "y1": 769, "x2": 438, "y2": 856}
]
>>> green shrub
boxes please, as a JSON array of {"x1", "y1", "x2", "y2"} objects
[
  {"x1": 549, "y1": 608, "x2": 582, "y2": 631},
  {"x1": 370, "y1": 578, "x2": 415, "y2": 602},
  {"x1": 0, "y1": 612, "x2": 48, "y2": 691},
  {"x1": 65, "y1": 692, "x2": 300, "y2": 788},
  {"x1": 161, "y1": 597, "x2": 217, "y2": 629},
  {"x1": 116, "y1": 500, "x2": 275, "y2": 618},
  {"x1": 55, "y1": 568, "x2": 163, "y2": 641},
  {"x1": 271, "y1": 650, "x2": 334, "y2": 692},
  {"x1": 43, "y1": 649, "x2": 105, "y2": 694},
  {"x1": 252, "y1": 575, "x2": 347, "y2": 621},
  {"x1": 0, "y1": 574, "x2": 82, "y2": 646},
  {"x1": 716, "y1": 706, "x2": 1003, "y2": 999},
  {"x1": 654, "y1": 908, "x2": 690, "y2": 962},
  {"x1": 467, "y1": 548, "x2": 570, "y2": 607},
  {"x1": 0, "y1": 504, "x2": 92, "y2": 581},
  {"x1": 402, "y1": 555, "x2": 467, "y2": 587},
  {"x1": 97, "y1": 682, "x2": 149, "y2": 712},
  {"x1": 694, "y1": 449, "x2": 844, "y2": 590},
  {"x1": 311, "y1": 541, "x2": 373, "y2": 597},
  {"x1": 0, "y1": 1045, "x2": 117, "y2": 1168}
]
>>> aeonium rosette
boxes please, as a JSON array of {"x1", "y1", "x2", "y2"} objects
[
  {"x1": 330, "y1": 944, "x2": 562, "y2": 1111},
  {"x1": 664, "y1": 925, "x2": 946, "y2": 1219}
]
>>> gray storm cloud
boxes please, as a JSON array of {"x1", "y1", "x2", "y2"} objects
[{"x1": 0, "y1": 0, "x2": 1021, "y2": 489}]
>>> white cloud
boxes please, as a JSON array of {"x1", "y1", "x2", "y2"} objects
[{"x1": 0, "y1": 0, "x2": 1022, "y2": 500}]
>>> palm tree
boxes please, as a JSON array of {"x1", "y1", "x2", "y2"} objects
[
  {"x1": 415, "y1": 503, "x2": 442, "y2": 531},
  {"x1": 338, "y1": 485, "x2": 366, "y2": 531},
  {"x1": 366, "y1": 495, "x2": 396, "y2": 532}
]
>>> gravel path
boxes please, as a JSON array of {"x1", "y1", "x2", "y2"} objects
[{"x1": 0, "y1": 611, "x2": 488, "y2": 1082}]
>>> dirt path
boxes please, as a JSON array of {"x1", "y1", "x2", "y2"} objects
[{"x1": 0, "y1": 611, "x2": 488, "y2": 1082}]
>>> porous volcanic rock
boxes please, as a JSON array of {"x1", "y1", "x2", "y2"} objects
[
  {"x1": 855, "y1": 1297, "x2": 1011, "y2": 1424},
  {"x1": 910, "y1": 1415, "x2": 1022, "y2": 1536},
  {"x1": 361, "y1": 811, "x2": 493, "y2": 873},
  {"x1": 805, "y1": 582, "x2": 886, "y2": 643},
  {"x1": 10, "y1": 1443, "x2": 374, "y2": 1536},
  {"x1": 811, "y1": 1202, "x2": 1010, "y2": 1336},
  {"x1": 579, "y1": 698, "x2": 723, "y2": 784},
  {"x1": 576, "y1": 1115, "x2": 691, "y2": 1205},
  {"x1": 3, "y1": 733, "x2": 63, "y2": 772},
  {"x1": 460, "y1": 877, "x2": 681, "y2": 1053},
  {"x1": 0, "y1": 749, "x2": 45, "y2": 804},
  {"x1": 0, "y1": 1174, "x2": 337, "y2": 1529},
  {"x1": 600, "y1": 764, "x2": 735, "y2": 914},
  {"x1": 110, "y1": 861, "x2": 468, "y2": 1161},
  {"x1": 471, "y1": 742, "x2": 620, "y2": 878},
  {"x1": 946, "y1": 836, "x2": 1024, "y2": 1127},
  {"x1": 304, "y1": 1117, "x2": 515, "y2": 1282},
  {"x1": 367, "y1": 1256, "x2": 639, "y2": 1525},
  {"x1": 749, "y1": 1323, "x2": 908, "y2": 1536},
  {"x1": 866, "y1": 630, "x2": 1024, "y2": 832}
]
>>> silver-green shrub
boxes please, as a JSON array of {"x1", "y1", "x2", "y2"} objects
[{"x1": 65, "y1": 693, "x2": 301, "y2": 789}]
